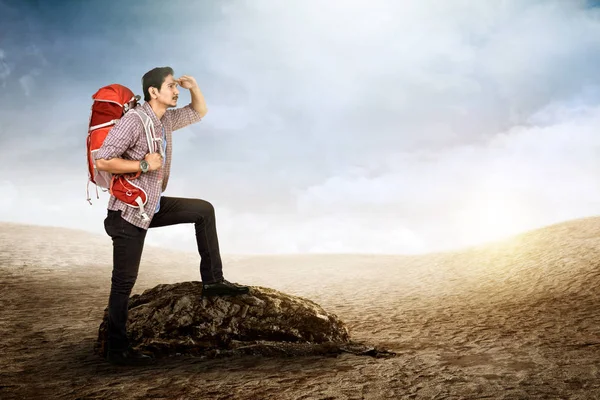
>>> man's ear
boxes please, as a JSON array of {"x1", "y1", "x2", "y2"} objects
[{"x1": 150, "y1": 87, "x2": 158, "y2": 99}]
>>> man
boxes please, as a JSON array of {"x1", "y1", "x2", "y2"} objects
[{"x1": 95, "y1": 66, "x2": 249, "y2": 366}]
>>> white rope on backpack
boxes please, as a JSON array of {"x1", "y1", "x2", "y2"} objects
[
  {"x1": 88, "y1": 119, "x2": 119, "y2": 132},
  {"x1": 86, "y1": 181, "x2": 92, "y2": 205},
  {"x1": 135, "y1": 196, "x2": 150, "y2": 221}
]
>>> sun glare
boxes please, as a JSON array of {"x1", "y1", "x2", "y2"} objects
[{"x1": 457, "y1": 188, "x2": 535, "y2": 245}]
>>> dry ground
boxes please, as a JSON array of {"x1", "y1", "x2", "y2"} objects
[{"x1": 1, "y1": 217, "x2": 600, "y2": 399}]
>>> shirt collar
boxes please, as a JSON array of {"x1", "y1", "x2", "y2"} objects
[{"x1": 141, "y1": 101, "x2": 163, "y2": 130}]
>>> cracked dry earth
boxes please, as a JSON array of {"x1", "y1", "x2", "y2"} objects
[{"x1": 1, "y1": 217, "x2": 600, "y2": 399}]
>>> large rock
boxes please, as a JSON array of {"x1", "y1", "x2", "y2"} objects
[{"x1": 94, "y1": 282, "x2": 392, "y2": 359}]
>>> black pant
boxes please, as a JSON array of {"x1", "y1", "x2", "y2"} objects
[{"x1": 103, "y1": 196, "x2": 224, "y2": 351}]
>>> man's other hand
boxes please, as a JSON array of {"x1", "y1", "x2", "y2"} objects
[{"x1": 145, "y1": 152, "x2": 163, "y2": 171}]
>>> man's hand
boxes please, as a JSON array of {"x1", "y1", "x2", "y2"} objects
[
  {"x1": 145, "y1": 152, "x2": 163, "y2": 171},
  {"x1": 176, "y1": 75, "x2": 198, "y2": 90},
  {"x1": 176, "y1": 74, "x2": 207, "y2": 118}
]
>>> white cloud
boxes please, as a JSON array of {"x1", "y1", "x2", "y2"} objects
[
  {"x1": 0, "y1": 180, "x2": 18, "y2": 209},
  {"x1": 0, "y1": 48, "x2": 10, "y2": 86},
  {"x1": 2, "y1": 1, "x2": 600, "y2": 255},
  {"x1": 3, "y1": 96, "x2": 599, "y2": 255},
  {"x1": 19, "y1": 73, "x2": 35, "y2": 96}
]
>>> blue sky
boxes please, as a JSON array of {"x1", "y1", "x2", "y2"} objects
[{"x1": 1, "y1": 0, "x2": 600, "y2": 254}]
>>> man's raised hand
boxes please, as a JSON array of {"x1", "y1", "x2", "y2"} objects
[{"x1": 175, "y1": 75, "x2": 198, "y2": 90}]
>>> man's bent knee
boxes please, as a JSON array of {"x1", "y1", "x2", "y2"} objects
[{"x1": 194, "y1": 198, "x2": 215, "y2": 217}]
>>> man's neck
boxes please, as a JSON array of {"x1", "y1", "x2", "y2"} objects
[{"x1": 148, "y1": 100, "x2": 167, "y2": 120}]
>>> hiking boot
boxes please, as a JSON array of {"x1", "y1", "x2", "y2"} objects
[
  {"x1": 202, "y1": 279, "x2": 250, "y2": 297},
  {"x1": 106, "y1": 347, "x2": 155, "y2": 366}
]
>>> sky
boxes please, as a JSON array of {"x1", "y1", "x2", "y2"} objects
[{"x1": 1, "y1": 0, "x2": 600, "y2": 255}]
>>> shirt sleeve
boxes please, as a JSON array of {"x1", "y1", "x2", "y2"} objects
[
  {"x1": 165, "y1": 103, "x2": 202, "y2": 132},
  {"x1": 94, "y1": 112, "x2": 142, "y2": 161}
]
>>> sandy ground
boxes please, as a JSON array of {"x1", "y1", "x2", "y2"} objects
[{"x1": 1, "y1": 217, "x2": 600, "y2": 399}]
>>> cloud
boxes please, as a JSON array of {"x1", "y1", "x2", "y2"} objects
[
  {"x1": 0, "y1": 49, "x2": 10, "y2": 86},
  {"x1": 296, "y1": 101, "x2": 600, "y2": 248},
  {"x1": 19, "y1": 71, "x2": 37, "y2": 97},
  {"x1": 3, "y1": 95, "x2": 599, "y2": 256},
  {"x1": 2, "y1": 1, "x2": 600, "y2": 255},
  {"x1": 179, "y1": 0, "x2": 600, "y2": 172},
  {"x1": 0, "y1": 180, "x2": 18, "y2": 209}
]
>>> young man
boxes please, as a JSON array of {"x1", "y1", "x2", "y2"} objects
[{"x1": 95, "y1": 66, "x2": 249, "y2": 366}]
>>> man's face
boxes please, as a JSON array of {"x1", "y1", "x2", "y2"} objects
[{"x1": 154, "y1": 74, "x2": 179, "y2": 108}]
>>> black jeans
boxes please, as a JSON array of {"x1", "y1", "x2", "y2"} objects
[{"x1": 103, "y1": 196, "x2": 224, "y2": 351}]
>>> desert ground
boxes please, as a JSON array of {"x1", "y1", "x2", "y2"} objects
[{"x1": 1, "y1": 217, "x2": 600, "y2": 399}]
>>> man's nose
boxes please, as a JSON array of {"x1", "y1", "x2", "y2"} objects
[{"x1": 174, "y1": 87, "x2": 179, "y2": 95}]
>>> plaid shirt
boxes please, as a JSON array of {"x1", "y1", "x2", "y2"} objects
[{"x1": 94, "y1": 101, "x2": 202, "y2": 229}]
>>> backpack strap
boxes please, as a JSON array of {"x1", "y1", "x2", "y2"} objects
[
  {"x1": 127, "y1": 107, "x2": 159, "y2": 221},
  {"x1": 130, "y1": 108, "x2": 160, "y2": 155}
]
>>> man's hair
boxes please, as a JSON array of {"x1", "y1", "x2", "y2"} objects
[{"x1": 142, "y1": 66, "x2": 174, "y2": 101}]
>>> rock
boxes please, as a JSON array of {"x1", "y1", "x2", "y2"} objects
[{"x1": 94, "y1": 281, "x2": 394, "y2": 359}]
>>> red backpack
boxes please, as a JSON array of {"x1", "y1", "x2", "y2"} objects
[{"x1": 86, "y1": 84, "x2": 162, "y2": 222}]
